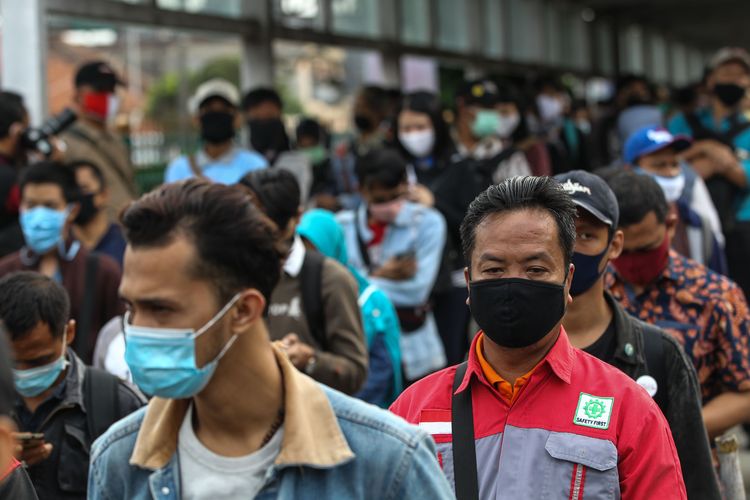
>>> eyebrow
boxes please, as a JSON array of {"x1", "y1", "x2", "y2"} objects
[
  {"x1": 120, "y1": 296, "x2": 181, "y2": 310},
  {"x1": 478, "y1": 251, "x2": 554, "y2": 264}
]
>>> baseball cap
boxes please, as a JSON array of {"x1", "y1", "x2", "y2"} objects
[
  {"x1": 554, "y1": 170, "x2": 619, "y2": 228},
  {"x1": 456, "y1": 79, "x2": 499, "y2": 107},
  {"x1": 708, "y1": 47, "x2": 750, "y2": 73},
  {"x1": 74, "y1": 61, "x2": 124, "y2": 91},
  {"x1": 188, "y1": 78, "x2": 240, "y2": 115},
  {"x1": 623, "y1": 126, "x2": 692, "y2": 165}
]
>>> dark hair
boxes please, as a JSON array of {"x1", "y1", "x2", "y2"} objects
[
  {"x1": 19, "y1": 161, "x2": 81, "y2": 203},
  {"x1": 242, "y1": 87, "x2": 283, "y2": 112},
  {"x1": 121, "y1": 179, "x2": 281, "y2": 301},
  {"x1": 238, "y1": 169, "x2": 301, "y2": 232},
  {"x1": 358, "y1": 85, "x2": 389, "y2": 112},
  {"x1": 0, "y1": 271, "x2": 70, "y2": 341},
  {"x1": 395, "y1": 91, "x2": 454, "y2": 163},
  {"x1": 296, "y1": 118, "x2": 324, "y2": 144},
  {"x1": 0, "y1": 91, "x2": 25, "y2": 139},
  {"x1": 460, "y1": 176, "x2": 577, "y2": 266},
  {"x1": 356, "y1": 148, "x2": 408, "y2": 190},
  {"x1": 0, "y1": 333, "x2": 14, "y2": 416},
  {"x1": 603, "y1": 170, "x2": 669, "y2": 227},
  {"x1": 69, "y1": 160, "x2": 106, "y2": 189}
]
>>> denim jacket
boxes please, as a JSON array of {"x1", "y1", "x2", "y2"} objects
[
  {"x1": 337, "y1": 202, "x2": 447, "y2": 381},
  {"x1": 88, "y1": 346, "x2": 453, "y2": 500}
]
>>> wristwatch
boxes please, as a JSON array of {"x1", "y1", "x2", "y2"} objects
[{"x1": 304, "y1": 355, "x2": 318, "y2": 375}]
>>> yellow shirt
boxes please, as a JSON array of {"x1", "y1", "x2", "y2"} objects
[{"x1": 476, "y1": 334, "x2": 539, "y2": 405}]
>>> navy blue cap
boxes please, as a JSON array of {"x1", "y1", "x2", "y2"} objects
[
  {"x1": 554, "y1": 170, "x2": 619, "y2": 228},
  {"x1": 623, "y1": 126, "x2": 691, "y2": 165}
]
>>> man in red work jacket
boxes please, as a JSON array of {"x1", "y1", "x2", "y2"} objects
[{"x1": 390, "y1": 176, "x2": 686, "y2": 500}]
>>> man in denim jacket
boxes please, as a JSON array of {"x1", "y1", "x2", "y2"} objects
[{"x1": 87, "y1": 179, "x2": 452, "y2": 500}]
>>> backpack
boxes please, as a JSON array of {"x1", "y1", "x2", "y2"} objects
[
  {"x1": 684, "y1": 112, "x2": 750, "y2": 232},
  {"x1": 71, "y1": 253, "x2": 100, "y2": 365},
  {"x1": 82, "y1": 366, "x2": 121, "y2": 442},
  {"x1": 298, "y1": 250, "x2": 327, "y2": 349}
]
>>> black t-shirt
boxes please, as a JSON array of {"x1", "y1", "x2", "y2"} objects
[{"x1": 583, "y1": 319, "x2": 617, "y2": 361}]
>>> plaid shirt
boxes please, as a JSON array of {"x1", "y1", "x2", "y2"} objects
[{"x1": 607, "y1": 250, "x2": 750, "y2": 403}]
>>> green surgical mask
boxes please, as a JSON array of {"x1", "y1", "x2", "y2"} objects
[
  {"x1": 471, "y1": 110, "x2": 501, "y2": 139},
  {"x1": 300, "y1": 145, "x2": 328, "y2": 164}
]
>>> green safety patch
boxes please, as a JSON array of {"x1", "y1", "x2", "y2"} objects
[{"x1": 573, "y1": 392, "x2": 614, "y2": 430}]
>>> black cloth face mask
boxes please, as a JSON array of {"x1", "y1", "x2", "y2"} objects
[
  {"x1": 248, "y1": 118, "x2": 289, "y2": 162},
  {"x1": 469, "y1": 277, "x2": 567, "y2": 348},
  {"x1": 200, "y1": 111, "x2": 236, "y2": 144},
  {"x1": 75, "y1": 193, "x2": 99, "y2": 225},
  {"x1": 713, "y1": 83, "x2": 746, "y2": 108}
]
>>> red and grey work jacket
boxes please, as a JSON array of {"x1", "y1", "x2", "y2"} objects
[{"x1": 390, "y1": 329, "x2": 687, "y2": 500}]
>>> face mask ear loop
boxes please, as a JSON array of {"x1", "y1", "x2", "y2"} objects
[{"x1": 194, "y1": 293, "x2": 242, "y2": 338}]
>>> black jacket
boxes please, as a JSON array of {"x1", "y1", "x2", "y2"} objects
[
  {"x1": 603, "y1": 292, "x2": 721, "y2": 500},
  {"x1": 13, "y1": 350, "x2": 145, "y2": 500},
  {"x1": 0, "y1": 461, "x2": 38, "y2": 500}
]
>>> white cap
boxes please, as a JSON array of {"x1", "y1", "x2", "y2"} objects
[{"x1": 188, "y1": 78, "x2": 240, "y2": 114}]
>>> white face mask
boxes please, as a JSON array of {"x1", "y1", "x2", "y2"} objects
[
  {"x1": 654, "y1": 173, "x2": 686, "y2": 203},
  {"x1": 496, "y1": 114, "x2": 521, "y2": 139},
  {"x1": 107, "y1": 95, "x2": 120, "y2": 123},
  {"x1": 400, "y1": 129, "x2": 435, "y2": 158},
  {"x1": 537, "y1": 95, "x2": 564, "y2": 124}
]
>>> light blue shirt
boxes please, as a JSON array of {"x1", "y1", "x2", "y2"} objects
[
  {"x1": 164, "y1": 146, "x2": 267, "y2": 185},
  {"x1": 668, "y1": 108, "x2": 750, "y2": 221}
]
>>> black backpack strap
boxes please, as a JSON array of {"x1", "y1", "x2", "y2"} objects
[
  {"x1": 641, "y1": 325, "x2": 669, "y2": 410},
  {"x1": 83, "y1": 366, "x2": 121, "y2": 442},
  {"x1": 354, "y1": 208, "x2": 372, "y2": 271},
  {"x1": 74, "y1": 252, "x2": 100, "y2": 364},
  {"x1": 299, "y1": 250, "x2": 327, "y2": 349},
  {"x1": 451, "y1": 361, "x2": 478, "y2": 500}
]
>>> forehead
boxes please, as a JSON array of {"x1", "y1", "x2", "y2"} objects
[
  {"x1": 640, "y1": 147, "x2": 675, "y2": 162},
  {"x1": 120, "y1": 235, "x2": 212, "y2": 302},
  {"x1": 398, "y1": 109, "x2": 430, "y2": 124},
  {"x1": 621, "y1": 211, "x2": 663, "y2": 245},
  {"x1": 12, "y1": 321, "x2": 56, "y2": 351},
  {"x1": 713, "y1": 62, "x2": 750, "y2": 78},
  {"x1": 472, "y1": 208, "x2": 564, "y2": 261},
  {"x1": 22, "y1": 183, "x2": 65, "y2": 201}
]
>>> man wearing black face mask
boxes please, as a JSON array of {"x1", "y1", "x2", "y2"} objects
[
  {"x1": 556, "y1": 170, "x2": 719, "y2": 500},
  {"x1": 242, "y1": 87, "x2": 314, "y2": 202},
  {"x1": 70, "y1": 161, "x2": 126, "y2": 268},
  {"x1": 390, "y1": 176, "x2": 686, "y2": 499},
  {"x1": 164, "y1": 79, "x2": 267, "y2": 185},
  {"x1": 669, "y1": 48, "x2": 750, "y2": 297}
]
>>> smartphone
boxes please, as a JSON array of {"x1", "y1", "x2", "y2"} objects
[
  {"x1": 15, "y1": 432, "x2": 44, "y2": 448},
  {"x1": 395, "y1": 250, "x2": 416, "y2": 260}
]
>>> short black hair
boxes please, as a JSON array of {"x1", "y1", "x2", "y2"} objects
[
  {"x1": 0, "y1": 271, "x2": 70, "y2": 341},
  {"x1": 19, "y1": 161, "x2": 81, "y2": 203},
  {"x1": 238, "y1": 169, "x2": 301, "y2": 233},
  {"x1": 358, "y1": 85, "x2": 389, "y2": 112},
  {"x1": 604, "y1": 170, "x2": 669, "y2": 227},
  {"x1": 460, "y1": 176, "x2": 577, "y2": 266},
  {"x1": 242, "y1": 87, "x2": 282, "y2": 112},
  {"x1": 69, "y1": 160, "x2": 106, "y2": 190},
  {"x1": 296, "y1": 118, "x2": 323, "y2": 143},
  {"x1": 0, "y1": 333, "x2": 14, "y2": 416},
  {"x1": 121, "y1": 179, "x2": 282, "y2": 302},
  {"x1": 0, "y1": 91, "x2": 25, "y2": 139},
  {"x1": 356, "y1": 148, "x2": 408, "y2": 190}
]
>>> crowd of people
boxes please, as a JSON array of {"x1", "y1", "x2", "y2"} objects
[{"x1": 2, "y1": 44, "x2": 750, "y2": 499}]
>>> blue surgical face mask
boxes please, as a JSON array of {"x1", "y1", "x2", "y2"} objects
[
  {"x1": 13, "y1": 336, "x2": 68, "y2": 398},
  {"x1": 124, "y1": 294, "x2": 241, "y2": 399},
  {"x1": 20, "y1": 206, "x2": 69, "y2": 254}
]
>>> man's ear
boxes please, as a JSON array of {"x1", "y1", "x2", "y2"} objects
[
  {"x1": 464, "y1": 267, "x2": 471, "y2": 306},
  {"x1": 64, "y1": 319, "x2": 76, "y2": 347},
  {"x1": 230, "y1": 289, "x2": 266, "y2": 336},
  {"x1": 565, "y1": 263, "x2": 575, "y2": 306},
  {"x1": 608, "y1": 230, "x2": 625, "y2": 261},
  {"x1": 67, "y1": 202, "x2": 81, "y2": 224},
  {"x1": 665, "y1": 209, "x2": 679, "y2": 240}
]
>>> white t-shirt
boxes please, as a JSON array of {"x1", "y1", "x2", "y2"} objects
[{"x1": 178, "y1": 404, "x2": 284, "y2": 500}]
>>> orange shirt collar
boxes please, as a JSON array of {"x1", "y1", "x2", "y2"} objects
[{"x1": 475, "y1": 334, "x2": 540, "y2": 405}]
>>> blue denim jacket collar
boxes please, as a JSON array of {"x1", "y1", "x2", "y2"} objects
[{"x1": 129, "y1": 345, "x2": 355, "y2": 471}]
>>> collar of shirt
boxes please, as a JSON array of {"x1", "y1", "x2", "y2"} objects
[
  {"x1": 195, "y1": 146, "x2": 240, "y2": 166},
  {"x1": 474, "y1": 334, "x2": 540, "y2": 405},
  {"x1": 20, "y1": 237, "x2": 81, "y2": 267},
  {"x1": 456, "y1": 329, "x2": 574, "y2": 397},
  {"x1": 129, "y1": 344, "x2": 355, "y2": 471},
  {"x1": 283, "y1": 235, "x2": 306, "y2": 278}
]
